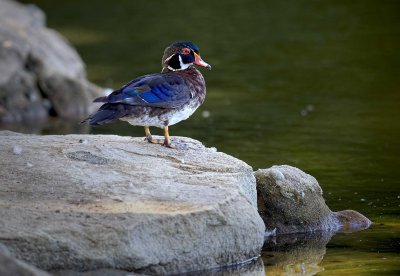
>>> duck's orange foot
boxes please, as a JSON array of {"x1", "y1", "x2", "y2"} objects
[
  {"x1": 163, "y1": 140, "x2": 188, "y2": 150},
  {"x1": 145, "y1": 135, "x2": 164, "y2": 145}
]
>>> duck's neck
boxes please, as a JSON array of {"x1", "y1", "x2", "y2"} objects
[
  {"x1": 162, "y1": 66, "x2": 206, "y2": 104},
  {"x1": 177, "y1": 67, "x2": 206, "y2": 104}
]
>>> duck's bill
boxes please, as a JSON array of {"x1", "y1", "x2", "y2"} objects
[{"x1": 194, "y1": 53, "x2": 212, "y2": 70}]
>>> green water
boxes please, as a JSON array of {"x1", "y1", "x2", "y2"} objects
[{"x1": 12, "y1": 0, "x2": 400, "y2": 274}]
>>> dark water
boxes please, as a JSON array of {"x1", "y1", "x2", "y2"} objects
[{"x1": 11, "y1": 0, "x2": 400, "y2": 274}]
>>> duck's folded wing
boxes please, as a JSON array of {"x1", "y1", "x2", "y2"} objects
[{"x1": 94, "y1": 73, "x2": 192, "y2": 109}]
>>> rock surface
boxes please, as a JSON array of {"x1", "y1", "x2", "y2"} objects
[
  {"x1": 255, "y1": 165, "x2": 371, "y2": 234},
  {"x1": 0, "y1": 0, "x2": 102, "y2": 123},
  {"x1": 0, "y1": 244, "x2": 50, "y2": 276},
  {"x1": 0, "y1": 131, "x2": 264, "y2": 274}
]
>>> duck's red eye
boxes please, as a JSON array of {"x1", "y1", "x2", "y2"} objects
[{"x1": 181, "y1": 48, "x2": 191, "y2": 55}]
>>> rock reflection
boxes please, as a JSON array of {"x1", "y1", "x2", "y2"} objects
[
  {"x1": 262, "y1": 231, "x2": 335, "y2": 276},
  {"x1": 52, "y1": 257, "x2": 265, "y2": 276},
  {"x1": 175, "y1": 257, "x2": 265, "y2": 276}
]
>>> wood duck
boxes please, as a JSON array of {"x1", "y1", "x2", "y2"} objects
[{"x1": 83, "y1": 41, "x2": 211, "y2": 148}]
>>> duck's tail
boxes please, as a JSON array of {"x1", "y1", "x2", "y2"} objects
[{"x1": 81, "y1": 103, "x2": 129, "y2": 126}]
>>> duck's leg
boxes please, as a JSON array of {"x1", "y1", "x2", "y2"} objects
[
  {"x1": 163, "y1": 125, "x2": 175, "y2": 148},
  {"x1": 144, "y1": 126, "x2": 163, "y2": 144},
  {"x1": 162, "y1": 125, "x2": 188, "y2": 149}
]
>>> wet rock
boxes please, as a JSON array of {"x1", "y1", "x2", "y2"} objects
[
  {"x1": 0, "y1": 0, "x2": 102, "y2": 123},
  {"x1": 255, "y1": 165, "x2": 371, "y2": 234},
  {"x1": 333, "y1": 209, "x2": 372, "y2": 232},
  {"x1": 0, "y1": 131, "x2": 264, "y2": 274}
]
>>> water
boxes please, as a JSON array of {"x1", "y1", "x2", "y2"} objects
[{"x1": 10, "y1": 0, "x2": 400, "y2": 274}]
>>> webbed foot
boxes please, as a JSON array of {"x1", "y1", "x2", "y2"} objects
[
  {"x1": 163, "y1": 140, "x2": 188, "y2": 150},
  {"x1": 144, "y1": 126, "x2": 164, "y2": 144},
  {"x1": 145, "y1": 135, "x2": 164, "y2": 144}
]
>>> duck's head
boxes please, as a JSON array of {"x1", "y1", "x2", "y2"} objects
[{"x1": 162, "y1": 41, "x2": 211, "y2": 72}]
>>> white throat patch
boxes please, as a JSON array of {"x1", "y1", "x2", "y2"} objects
[{"x1": 178, "y1": 55, "x2": 191, "y2": 70}]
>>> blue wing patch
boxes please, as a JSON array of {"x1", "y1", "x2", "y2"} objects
[
  {"x1": 139, "y1": 84, "x2": 174, "y2": 103},
  {"x1": 121, "y1": 87, "x2": 139, "y2": 97}
]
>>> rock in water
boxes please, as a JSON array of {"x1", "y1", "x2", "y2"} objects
[
  {"x1": 255, "y1": 165, "x2": 371, "y2": 234},
  {"x1": 0, "y1": 0, "x2": 102, "y2": 123},
  {"x1": 0, "y1": 131, "x2": 265, "y2": 274}
]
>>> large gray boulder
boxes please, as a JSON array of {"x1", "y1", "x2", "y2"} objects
[
  {"x1": 255, "y1": 165, "x2": 371, "y2": 234},
  {"x1": 0, "y1": 0, "x2": 102, "y2": 123},
  {"x1": 0, "y1": 131, "x2": 265, "y2": 275}
]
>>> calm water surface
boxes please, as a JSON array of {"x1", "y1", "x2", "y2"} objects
[{"x1": 11, "y1": 0, "x2": 400, "y2": 275}]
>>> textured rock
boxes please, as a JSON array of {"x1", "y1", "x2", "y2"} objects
[
  {"x1": 0, "y1": 244, "x2": 50, "y2": 276},
  {"x1": 0, "y1": 0, "x2": 102, "y2": 123},
  {"x1": 255, "y1": 165, "x2": 371, "y2": 234},
  {"x1": 0, "y1": 131, "x2": 264, "y2": 274}
]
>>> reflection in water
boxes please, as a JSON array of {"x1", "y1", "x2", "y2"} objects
[
  {"x1": 263, "y1": 231, "x2": 335, "y2": 276},
  {"x1": 52, "y1": 257, "x2": 265, "y2": 276},
  {"x1": 174, "y1": 257, "x2": 265, "y2": 276}
]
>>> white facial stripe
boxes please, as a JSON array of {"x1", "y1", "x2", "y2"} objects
[
  {"x1": 165, "y1": 52, "x2": 193, "y2": 71},
  {"x1": 178, "y1": 55, "x2": 191, "y2": 70},
  {"x1": 164, "y1": 54, "x2": 175, "y2": 63}
]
